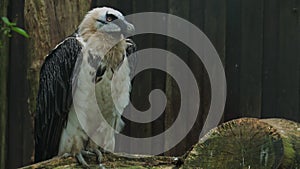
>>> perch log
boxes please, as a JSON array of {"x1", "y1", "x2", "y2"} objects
[
  {"x1": 183, "y1": 118, "x2": 300, "y2": 169},
  {"x1": 20, "y1": 153, "x2": 181, "y2": 169},
  {"x1": 20, "y1": 118, "x2": 300, "y2": 168}
]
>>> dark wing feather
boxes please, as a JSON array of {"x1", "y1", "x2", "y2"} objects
[{"x1": 34, "y1": 36, "x2": 82, "y2": 162}]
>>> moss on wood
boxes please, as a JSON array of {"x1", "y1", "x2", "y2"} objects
[
  {"x1": 183, "y1": 118, "x2": 284, "y2": 169},
  {"x1": 261, "y1": 118, "x2": 300, "y2": 169},
  {"x1": 20, "y1": 118, "x2": 300, "y2": 169}
]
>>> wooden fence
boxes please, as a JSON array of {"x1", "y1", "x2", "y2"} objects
[{"x1": 0, "y1": 0, "x2": 299, "y2": 168}]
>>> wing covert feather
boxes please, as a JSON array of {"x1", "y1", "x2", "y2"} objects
[{"x1": 35, "y1": 36, "x2": 82, "y2": 162}]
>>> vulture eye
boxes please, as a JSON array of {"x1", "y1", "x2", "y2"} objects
[{"x1": 106, "y1": 14, "x2": 117, "y2": 22}]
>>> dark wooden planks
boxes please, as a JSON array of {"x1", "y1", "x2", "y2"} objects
[
  {"x1": 224, "y1": 0, "x2": 242, "y2": 121},
  {"x1": 262, "y1": 0, "x2": 280, "y2": 118},
  {"x1": 0, "y1": 0, "x2": 9, "y2": 168},
  {"x1": 129, "y1": 0, "x2": 153, "y2": 142},
  {"x1": 204, "y1": 0, "x2": 226, "y2": 65},
  {"x1": 277, "y1": 0, "x2": 300, "y2": 121},
  {"x1": 185, "y1": 0, "x2": 206, "y2": 157},
  {"x1": 118, "y1": 0, "x2": 133, "y2": 15},
  {"x1": 298, "y1": 0, "x2": 300, "y2": 122},
  {"x1": 7, "y1": 0, "x2": 32, "y2": 168},
  {"x1": 203, "y1": 0, "x2": 226, "y2": 124},
  {"x1": 150, "y1": 0, "x2": 168, "y2": 155},
  {"x1": 90, "y1": 0, "x2": 118, "y2": 9},
  {"x1": 239, "y1": 0, "x2": 264, "y2": 118},
  {"x1": 185, "y1": 0, "x2": 227, "y2": 157},
  {"x1": 165, "y1": 0, "x2": 190, "y2": 156}
]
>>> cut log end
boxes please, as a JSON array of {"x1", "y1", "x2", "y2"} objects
[
  {"x1": 183, "y1": 118, "x2": 284, "y2": 169},
  {"x1": 261, "y1": 118, "x2": 300, "y2": 169}
]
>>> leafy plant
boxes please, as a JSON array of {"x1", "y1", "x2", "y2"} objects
[
  {"x1": 1, "y1": 17, "x2": 29, "y2": 38},
  {"x1": 0, "y1": 16, "x2": 29, "y2": 47}
]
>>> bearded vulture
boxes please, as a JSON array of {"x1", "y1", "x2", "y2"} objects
[{"x1": 34, "y1": 7, "x2": 136, "y2": 167}]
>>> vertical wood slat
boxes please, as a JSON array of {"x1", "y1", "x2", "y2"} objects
[
  {"x1": 224, "y1": 0, "x2": 242, "y2": 121},
  {"x1": 277, "y1": 0, "x2": 300, "y2": 121},
  {"x1": 7, "y1": 0, "x2": 30, "y2": 168},
  {"x1": 129, "y1": 0, "x2": 153, "y2": 154},
  {"x1": 151, "y1": 0, "x2": 168, "y2": 155},
  {"x1": 239, "y1": 0, "x2": 264, "y2": 118},
  {"x1": 0, "y1": 0, "x2": 9, "y2": 168},
  {"x1": 262, "y1": 0, "x2": 280, "y2": 118},
  {"x1": 118, "y1": 0, "x2": 133, "y2": 15},
  {"x1": 91, "y1": 0, "x2": 118, "y2": 9},
  {"x1": 165, "y1": 0, "x2": 190, "y2": 156},
  {"x1": 298, "y1": 0, "x2": 300, "y2": 122},
  {"x1": 186, "y1": 0, "x2": 206, "y2": 155},
  {"x1": 203, "y1": 0, "x2": 226, "y2": 123}
]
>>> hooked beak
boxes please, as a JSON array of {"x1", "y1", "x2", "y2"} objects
[
  {"x1": 98, "y1": 18, "x2": 135, "y2": 37},
  {"x1": 114, "y1": 19, "x2": 135, "y2": 37},
  {"x1": 123, "y1": 21, "x2": 135, "y2": 37}
]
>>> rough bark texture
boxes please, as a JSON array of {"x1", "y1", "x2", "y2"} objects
[
  {"x1": 261, "y1": 118, "x2": 300, "y2": 169},
  {"x1": 20, "y1": 118, "x2": 300, "y2": 168},
  {"x1": 0, "y1": 0, "x2": 9, "y2": 168},
  {"x1": 183, "y1": 118, "x2": 300, "y2": 169},
  {"x1": 20, "y1": 153, "x2": 180, "y2": 169}
]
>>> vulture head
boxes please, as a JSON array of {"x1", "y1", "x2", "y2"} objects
[{"x1": 78, "y1": 7, "x2": 135, "y2": 41}]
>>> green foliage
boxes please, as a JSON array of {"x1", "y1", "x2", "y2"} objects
[
  {"x1": 0, "y1": 16, "x2": 29, "y2": 47},
  {"x1": 11, "y1": 26, "x2": 29, "y2": 38}
]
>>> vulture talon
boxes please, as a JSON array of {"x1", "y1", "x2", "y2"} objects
[
  {"x1": 93, "y1": 149, "x2": 103, "y2": 164},
  {"x1": 81, "y1": 150, "x2": 95, "y2": 156},
  {"x1": 61, "y1": 152, "x2": 71, "y2": 158},
  {"x1": 76, "y1": 152, "x2": 90, "y2": 168}
]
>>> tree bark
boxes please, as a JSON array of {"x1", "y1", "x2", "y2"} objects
[
  {"x1": 261, "y1": 118, "x2": 300, "y2": 169},
  {"x1": 20, "y1": 153, "x2": 180, "y2": 169},
  {"x1": 183, "y1": 118, "x2": 300, "y2": 169},
  {"x1": 20, "y1": 118, "x2": 300, "y2": 168}
]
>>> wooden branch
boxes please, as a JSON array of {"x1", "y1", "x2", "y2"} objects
[
  {"x1": 183, "y1": 118, "x2": 300, "y2": 169},
  {"x1": 20, "y1": 118, "x2": 300, "y2": 168},
  {"x1": 20, "y1": 153, "x2": 181, "y2": 169},
  {"x1": 261, "y1": 118, "x2": 300, "y2": 169}
]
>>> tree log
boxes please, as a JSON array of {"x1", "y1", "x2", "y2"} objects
[
  {"x1": 261, "y1": 118, "x2": 300, "y2": 169},
  {"x1": 20, "y1": 153, "x2": 181, "y2": 169},
  {"x1": 183, "y1": 118, "x2": 300, "y2": 169},
  {"x1": 20, "y1": 118, "x2": 300, "y2": 168}
]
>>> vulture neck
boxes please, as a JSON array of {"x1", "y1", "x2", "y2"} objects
[{"x1": 79, "y1": 31, "x2": 126, "y2": 71}]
